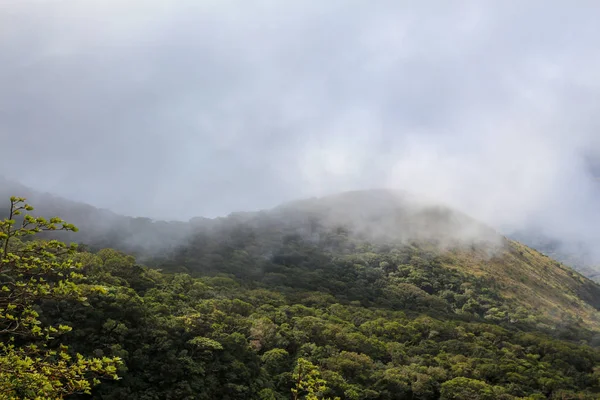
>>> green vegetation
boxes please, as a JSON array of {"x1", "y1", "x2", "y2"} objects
[
  {"x1": 0, "y1": 198, "x2": 121, "y2": 398},
  {"x1": 1, "y1": 194, "x2": 600, "y2": 399}
]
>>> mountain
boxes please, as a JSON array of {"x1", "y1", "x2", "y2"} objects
[
  {"x1": 162, "y1": 190, "x2": 600, "y2": 334},
  {"x1": 5, "y1": 177, "x2": 600, "y2": 282},
  {"x1": 2, "y1": 180, "x2": 600, "y2": 331},
  {"x1": 3, "y1": 183, "x2": 600, "y2": 398}
]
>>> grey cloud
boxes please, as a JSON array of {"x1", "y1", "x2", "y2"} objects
[{"x1": 1, "y1": 0, "x2": 600, "y2": 264}]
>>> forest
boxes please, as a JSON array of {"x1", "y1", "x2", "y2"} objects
[{"x1": 1, "y1": 194, "x2": 600, "y2": 399}]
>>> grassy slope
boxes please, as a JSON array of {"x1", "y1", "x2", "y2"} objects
[
  {"x1": 444, "y1": 240, "x2": 600, "y2": 331},
  {"x1": 280, "y1": 190, "x2": 600, "y2": 332}
]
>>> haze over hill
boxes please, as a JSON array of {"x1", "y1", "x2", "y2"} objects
[
  {"x1": 2, "y1": 1, "x2": 600, "y2": 278},
  {"x1": 1, "y1": 176, "x2": 504, "y2": 254},
  {"x1": 5, "y1": 176, "x2": 599, "y2": 287}
]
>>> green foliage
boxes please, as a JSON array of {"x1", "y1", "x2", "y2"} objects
[
  {"x1": 0, "y1": 343, "x2": 120, "y2": 398},
  {"x1": 53, "y1": 249, "x2": 600, "y2": 399},
  {"x1": 292, "y1": 358, "x2": 339, "y2": 400},
  {"x1": 0, "y1": 197, "x2": 121, "y2": 398},
  {"x1": 2, "y1": 195, "x2": 600, "y2": 399},
  {"x1": 440, "y1": 377, "x2": 507, "y2": 399}
]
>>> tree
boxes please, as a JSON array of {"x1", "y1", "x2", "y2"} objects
[
  {"x1": 292, "y1": 358, "x2": 340, "y2": 400},
  {"x1": 0, "y1": 197, "x2": 121, "y2": 398},
  {"x1": 440, "y1": 377, "x2": 507, "y2": 400}
]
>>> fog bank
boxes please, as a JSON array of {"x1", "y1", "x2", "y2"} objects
[{"x1": 1, "y1": 1, "x2": 600, "y2": 264}]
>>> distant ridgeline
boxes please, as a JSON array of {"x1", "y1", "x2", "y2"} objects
[
  {"x1": 2, "y1": 182, "x2": 600, "y2": 397},
  {"x1": 0, "y1": 176, "x2": 191, "y2": 257}
]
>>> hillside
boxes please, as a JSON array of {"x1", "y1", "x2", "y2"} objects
[
  {"x1": 162, "y1": 190, "x2": 600, "y2": 336},
  {"x1": 510, "y1": 229, "x2": 600, "y2": 282},
  {"x1": 2, "y1": 182, "x2": 600, "y2": 332},
  {"x1": 2, "y1": 187, "x2": 600, "y2": 398}
]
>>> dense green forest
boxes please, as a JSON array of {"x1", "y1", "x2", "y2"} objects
[{"x1": 2, "y1": 193, "x2": 600, "y2": 399}]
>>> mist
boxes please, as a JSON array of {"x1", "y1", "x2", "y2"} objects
[{"x1": 1, "y1": 1, "x2": 600, "y2": 264}]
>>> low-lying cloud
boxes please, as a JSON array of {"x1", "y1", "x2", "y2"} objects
[{"x1": 1, "y1": 1, "x2": 600, "y2": 263}]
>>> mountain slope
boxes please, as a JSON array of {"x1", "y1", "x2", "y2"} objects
[
  {"x1": 2, "y1": 181, "x2": 599, "y2": 332},
  {"x1": 443, "y1": 243, "x2": 600, "y2": 331},
  {"x1": 160, "y1": 190, "x2": 600, "y2": 337},
  {"x1": 3, "y1": 186, "x2": 600, "y2": 398},
  {"x1": 510, "y1": 229, "x2": 600, "y2": 282}
]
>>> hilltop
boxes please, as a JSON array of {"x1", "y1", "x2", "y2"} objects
[
  {"x1": 4, "y1": 177, "x2": 599, "y2": 279},
  {"x1": 161, "y1": 189, "x2": 600, "y2": 335}
]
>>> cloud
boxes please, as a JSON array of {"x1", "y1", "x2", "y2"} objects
[{"x1": 1, "y1": 0, "x2": 600, "y2": 262}]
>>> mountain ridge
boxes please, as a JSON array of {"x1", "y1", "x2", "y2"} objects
[{"x1": 1, "y1": 178, "x2": 597, "y2": 279}]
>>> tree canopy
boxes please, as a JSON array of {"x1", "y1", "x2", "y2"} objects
[
  {"x1": 1, "y1": 195, "x2": 600, "y2": 399},
  {"x1": 0, "y1": 197, "x2": 121, "y2": 398}
]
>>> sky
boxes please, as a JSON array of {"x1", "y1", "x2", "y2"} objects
[{"x1": 1, "y1": 0, "x2": 600, "y2": 254}]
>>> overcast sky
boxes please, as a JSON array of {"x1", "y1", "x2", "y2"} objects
[{"x1": 1, "y1": 1, "x2": 600, "y2": 250}]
